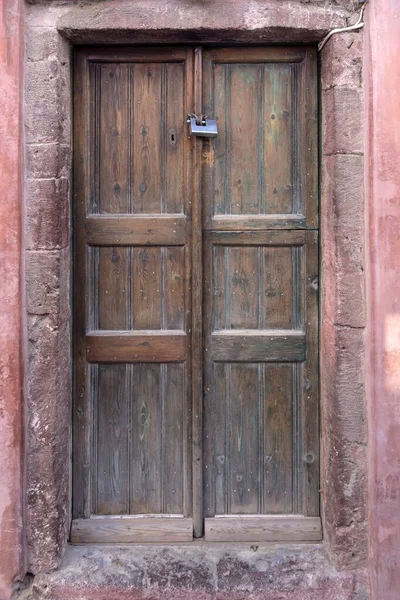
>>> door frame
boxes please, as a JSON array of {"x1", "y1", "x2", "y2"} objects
[
  {"x1": 70, "y1": 44, "x2": 321, "y2": 544},
  {"x1": 23, "y1": 1, "x2": 367, "y2": 571}
]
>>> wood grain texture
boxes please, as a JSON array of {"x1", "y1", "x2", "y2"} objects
[
  {"x1": 95, "y1": 364, "x2": 130, "y2": 514},
  {"x1": 71, "y1": 517, "x2": 193, "y2": 543},
  {"x1": 73, "y1": 48, "x2": 193, "y2": 526},
  {"x1": 202, "y1": 47, "x2": 317, "y2": 229},
  {"x1": 86, "y1": 215, "x2": 187, "y2": 246},
  {"x1": 98, "y1": 247, "x2": 129, "y2": 330},
  {"x1": 298, "y1": 49, "x2": 318, "y2": 228},
  {"x1": 73, "y1": 45, "x2": 319, "y2": 540},
  {"x1": 99, "y1": 63, "x2": 129, "y2": 214},
  {"x1": 86, "y1": 331, "x2": 187, "y2": 363},
  {"x1": 228, "y1": 364, "x2": 259, "y2": 513},
  {"x1": 202, "y1": 46, "x2": 318, "y2": 531},
  {"x1": 208, "y1": 215, "x2": 307, "y2": 230},
  {"x1": 210, "y1": 332, "x2": 306, "y2": 362},
  {"x1": 130, "y1": 364, "x2": 162, "y2": 513},
  {"x1": 204, "y1": 515, "x2": 321, "y2": 542},
  {"x1": 191, "y1": 46, "x2": 203, "y2": 537},
  {"x1": 301, "y1": 231, "x2": 319, "y2": 515},
  {"x1": 132, "y1": 62, "x2": 162, "y2": 213},
  {"x1": 203, "y1": 47, "x2": 306, "y2": 64},
  {"x1": 263, "y1": 364, "x2": 293, "y2": 513},
  {"x1": 132, "y1": 247, "x2": 162, "y2": 330},
  {"x1": 207, "y1": 230, "x2": 306, "y2": 246},
  {"x1": 263, "y1": 64, "x2": 293, "y2": 214}
]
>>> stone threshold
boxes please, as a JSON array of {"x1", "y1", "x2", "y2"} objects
[{"x1": 14, "y1": 543, "x2": 368, "y2": 600}]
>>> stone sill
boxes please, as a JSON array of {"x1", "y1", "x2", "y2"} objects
[{"x1": 22, "y1": 543, "x2": 369, "y2": 600}]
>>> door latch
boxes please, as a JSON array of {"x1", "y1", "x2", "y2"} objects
[{"x1": 187, "y1": 114, "x2": 218, "y2": 138}]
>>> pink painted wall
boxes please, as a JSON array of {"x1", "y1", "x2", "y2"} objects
[
  {"x1": 0, "y1": 0, "x2": 24, "y2": 598},
  {"x1": 365, "y1": 1, "x2": 400, "y2": 599}
]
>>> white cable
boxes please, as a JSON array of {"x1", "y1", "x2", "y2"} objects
[{"x1": 318, "y1": 0, "x2": 369, "y2": 53}]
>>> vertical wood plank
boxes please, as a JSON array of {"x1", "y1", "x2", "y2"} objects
[
  {"x1": 96, "y1": 364, "x2": 129, "y2": 514},
  {"x1": 302, "y1": 231, "x2": 319, "y2": 515},
  {"x1": 202, "y1": 236, "x2": 214, "y2": 518},
  {"x1": 130, "y1": 364, "x2": 162, "y2": 514},
  {"x1": 298, "y1": 49, "x2": 318, "y2": 227},
  {"x1": 166, "y1": 63, "x2": 185, "y2": 214},
  {"x1": 99, "y1": 64, "x2": 129, "y2": 214},
  {"x1": 132, "y1": 247, "x2": 162, "y2": 329},
  {"x1": 211, "y1": 64, "x2": 228, "y2": 218},
  {"x1": 163, "y1": 364, "x2": 185, "y2": 513},
  {"x1": 213, "y1": 244, "x2": 226, "y2": 330},
  {"x1": 132, "y1": 63, "x2": 162, "y2": 213},
  {"x1": 228, "y1": 247, "x2": 259, "y2": 329},
  {"x1": 263, "y1": 247, "x2": 293, "y2": 329},
  {"x1": 214, "y1": 363, "x2": 228, "y2": 515},
  {"x1": 263, "y1": 364, "x2": 293, "y2": 513},
  {"x1": 263, "y1": 64, "x2": 293, "y2": 215},
  {"x1": 98, "y1": 247, "x2": 129, "y2": 329},
  {"x1": 164, "y1": 247, "x2": 185, "y2": 330},
  {"x1": 230, "y1": 65, "x2": 259, "y2": 215},
  {"x1": 229, "y1": 364, "x2": 260, "y2": 513},
  {"x1": 192, "y1": 46, "x2": 203, "y2": 536}
]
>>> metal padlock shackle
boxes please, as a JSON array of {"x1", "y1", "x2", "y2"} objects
[
  {"x1": 187, "y1": 113, "x2": 218, "y2": 138},
  {"x1": 187, "y1": 113, "x2": 207, "y2": 125}
]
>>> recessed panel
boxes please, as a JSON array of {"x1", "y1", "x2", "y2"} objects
[
  {"x1": 93, "y1": 363, "x2": 186, "y2": 516},
  {"x1": 205, "y1": 362, "x2": 296, "y2": 516},
  {"x1": 212, "y1": 245, "x2": 300, "y2": 331},
  {"x1": 209, "y1": 62, "x2": 295, "y2": 218}
]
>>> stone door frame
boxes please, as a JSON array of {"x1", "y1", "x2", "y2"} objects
[{"x1": 24, "y1": 0, "x2": 367, "y2": 574}]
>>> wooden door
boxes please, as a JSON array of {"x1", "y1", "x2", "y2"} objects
[
  {"x1": 202, "y1": 48, "x2": 320, "y2": 541},
  {"x1": 72, "y1": 48, "x2": 196, "y2": 543},
  {"x1": 72, "y1": 46, "x2": 320, "y2": 544}
]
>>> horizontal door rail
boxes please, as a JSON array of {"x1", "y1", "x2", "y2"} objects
[
  {"x1": 71, "y1": 516, "x2": 193, "y2": 543},
  {"x1": 210, "y1": 330, "x2": 306, "y2": 362},
  {"x1": 205, "y1": 515, "x2": 321, "y2": 542},
  {"x1": 85, "y1": 214, "x2": 187, "y2": 246},
  {"x1": 206, "y1": 215, "x2": 307, "y2": 231},
  {"x1": 207, "y1": 229, "x2": 307, "y2": 245},
  {"x1": 86, "y1": 330, "x2": 187, "y2": 362}
]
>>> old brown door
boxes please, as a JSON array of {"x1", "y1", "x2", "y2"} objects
[{"x1": 72, "y1": 46, "x2": 320, "y2": 544}]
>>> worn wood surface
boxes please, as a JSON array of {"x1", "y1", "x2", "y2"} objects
[
  {"x1": 73, "y1": 45, "x2": 319, "y2": 541},
  {"x1": 202, "y1": 47, "x2": 318, "y2": 229},
  {"x1": 204, "y1": 515, "x2": 322, "y2": 542},
  {"x1": 210, "y1": 331, "x2": 306, "y2": 362},
  {"x1": 71, "y1": 517, "x2": 193, "y2": 543},
  {"x1": 86, "y1": 215, "x2": 187, "y2": 246},
  {"x1": 192, "y1": 46, "x2": 203, "y2": 537},
  {"x1": 73, "y1": 47, "x2": 193, "y2": 525},
  {"x1": 86, "y1": 331, "x2": 187, "y2": 363},
  {"x1": 202, "y1": 47, "x2": 319, "y2": 527}
]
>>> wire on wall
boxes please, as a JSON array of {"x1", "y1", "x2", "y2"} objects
[{"x1": 318, "y1": 0, "x2": 369, "y2": 53}]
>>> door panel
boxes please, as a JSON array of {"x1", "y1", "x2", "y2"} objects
[
  {"x1": 203, "y1": 232, "x2": 318, "y2": 518},
  {"x1": 202, "y1": 47, "x2": 319, "y2": 540},
  {"x1": 73, "y1": 48, "x2": 194, "y2": 542},
  {"x1": 202, "y1": 47, "x2": 317, "y2": 230}
]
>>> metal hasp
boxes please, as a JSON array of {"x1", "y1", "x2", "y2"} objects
[{"x1": 187, "y1": 116, "x2": 218, "y2": 138}]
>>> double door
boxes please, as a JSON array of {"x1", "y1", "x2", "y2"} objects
[{"x1": 72, "y1": 46, "x2": 320, "y2": 543}]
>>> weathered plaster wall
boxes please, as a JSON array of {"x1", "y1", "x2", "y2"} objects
[
  {"x1": 0, "y1": 0, "x2": 25, "y2": 598},
  {"x1": 22, "y1": 0, "x2": 368, "y2": 596},
  {"x1": 364, "y1": 1, "x2": 400, "y2": 598}
]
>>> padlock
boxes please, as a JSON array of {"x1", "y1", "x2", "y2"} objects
[{"x1": 187, "y1": 116, "x2": 218, "y2": 138}]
